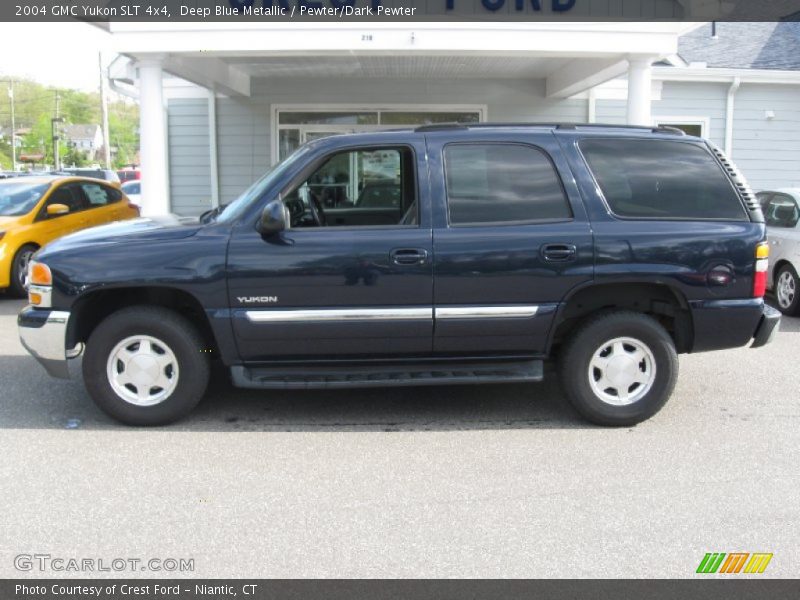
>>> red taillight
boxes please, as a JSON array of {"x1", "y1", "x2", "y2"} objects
[
  {"x1": 130, "y1": 202, "x2": 141, "y2": 216},
  {"x1": 753, "y1": 270, "x2": 767, "y2": 297},
  {"x1": 753, "y1": 242, "x2": 769, "y2": 297}
]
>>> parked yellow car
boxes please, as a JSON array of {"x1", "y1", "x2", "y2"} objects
[{"x1": 0, "y1": 176, "x2": 140, "y2": 296}]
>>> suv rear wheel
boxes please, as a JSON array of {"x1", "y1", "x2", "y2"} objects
[
  {"x1": 559, "y1": 311, "x2": 678, "y2": 426},
  {"x1": 83, "y1": 306, "x2": 210, "y2": 425},
  {"x1": 775, "y1": 264, "x2": 799, "y2": 316}
]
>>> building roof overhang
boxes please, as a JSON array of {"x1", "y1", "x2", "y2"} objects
[{"x1": 106, "y1": 22, "x2": 685, "y2": 98}]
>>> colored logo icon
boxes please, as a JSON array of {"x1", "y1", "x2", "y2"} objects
[{"x1": 696, "y1": 553, "x2": 773, "y2": 574}]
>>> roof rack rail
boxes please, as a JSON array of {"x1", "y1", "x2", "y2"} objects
[
  {"x1": 555, "y1": 123, "x2": 685, "y2": 135},
  {"x1": 652, "y1": 125, "x2": 687, "y2": 135},
  {"x1": 414, "y1": 122, "x2": 686, "y2": 135},
  {"x1": 414, "y1": 123, "x2": 469, "y2": 132}
]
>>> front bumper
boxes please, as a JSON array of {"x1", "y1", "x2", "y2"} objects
[
  {"x1": 18, "y1": 306, "x2": 71, "y2": 379},
  {"x1": 751, "y1": 303, "x2": 781, "y2": 348}
]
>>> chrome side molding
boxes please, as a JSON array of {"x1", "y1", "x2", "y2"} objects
[
  {"x1": 245, "y1": 307, "x2": 433, "y2": 323},
  {"x1": 245, "y1": 305, "x2": 539, "y2": 323},
  {"x1": 435, "y1": 306, "x2": 539, "y2": 319}
]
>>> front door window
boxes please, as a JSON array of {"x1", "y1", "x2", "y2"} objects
[{"x1": 283, "y1": 146, "x2": 417, "y2": 228}]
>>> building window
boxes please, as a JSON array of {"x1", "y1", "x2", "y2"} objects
[
  {"x1": 653, "y1": 116, "x2": 709, "y2": 138},
  {"x1": 276, "y1": 108, "x2": 483, "y2": 160}
]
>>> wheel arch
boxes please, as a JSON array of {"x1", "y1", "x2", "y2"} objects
[
  {"x1": 6, "y1": 242, "x2": 41, "y2": 288},
  {"x1": 67, "y1": 286, "x2": 218, "y2": 356},
  {"x1": 773, "y1": 258, "x2": 795, "y2": 280},
  {"x1": 547, "y1": 281, "x2": 693, "y2": 355}
]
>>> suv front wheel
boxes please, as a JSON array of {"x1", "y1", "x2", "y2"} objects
[
  {"x1": 559, "y1": 311, "x2": 678, "y2": 426},
  {"x1": 83, "y1": 306, "x2": 210, "y2": 425}
]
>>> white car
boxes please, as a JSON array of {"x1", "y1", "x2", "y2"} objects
[
  {"x1": 121, "y1": 180, "x2": 141, "y2": 206},
  {"x1": 757, "y1": 188, "x2": 800, "y2": 315}
]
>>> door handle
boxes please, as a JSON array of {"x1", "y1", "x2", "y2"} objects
[
  {"x1": 390, "y1": 248, "x2": 428, "y2": 265},
  {"x1": 541, "y1": 243, "x2": 577, "y2": 262}
]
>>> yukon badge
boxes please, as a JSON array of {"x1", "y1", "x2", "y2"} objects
[{"x1": 237, "y1": 296, "x2": 278, "y2": 304}]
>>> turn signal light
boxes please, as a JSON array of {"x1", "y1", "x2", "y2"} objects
[
  {"x1": 753, "y1": 242, "x2": 769, "y2": 298},
  {"x1": 29, "y1": 262, "x2": 52, "y2": 286},
  {"x1": 29, "y1": 292, "x2": 42, "y2": 306}
]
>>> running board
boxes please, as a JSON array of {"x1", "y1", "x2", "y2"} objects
[{"x1": 230, "y1": 360, "x2": 544, "y2": 390}]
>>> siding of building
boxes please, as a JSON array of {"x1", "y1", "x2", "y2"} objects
[
  {"x1": 166, "y1": 77, "x2": 800, "y2": 215},
  {"x1": 731, "y1": 83, "x2": 800, "y2": 190},
  {"x1": 166, "y1": 98, "x2": 212, "y2": 216}
]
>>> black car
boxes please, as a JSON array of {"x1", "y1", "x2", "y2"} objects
[{"x1": 18, "y1": 123, "x2": 779, "y2": 426}]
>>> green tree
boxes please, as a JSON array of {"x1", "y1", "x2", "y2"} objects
[
  {"x1": 61, "y1": 146, "x2": 89, "y2": 168},
  {"x1": 1, "y1": 76, "x2": 139, "y2": 170},
  {"x1": 108, "y1": 101, "x2": 139, "y2": 168}
]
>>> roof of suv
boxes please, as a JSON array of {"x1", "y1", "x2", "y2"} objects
[
  {"x1": 302, "y1": 122, "x2": 700, "y2": 152},
  {"x1": 411, "y1": 122, "x2": 688, "y2": 135}
]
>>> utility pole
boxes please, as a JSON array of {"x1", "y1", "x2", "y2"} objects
[
  {"x1": 52, "y1": 92, "x2": 62, "y2": 171},
  {"x1": 99, "y1": 52, "x2": 111, "y2": 169},
  {"x1": 8, "y1": 80, "x2": 16, "y2": 171}
]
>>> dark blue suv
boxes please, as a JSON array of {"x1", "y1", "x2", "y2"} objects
[{"x1": 18, "y1": 123, "x2": 780, "y2": 426}]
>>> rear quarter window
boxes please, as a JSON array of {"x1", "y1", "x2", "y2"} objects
[{"x1": 579, "y1": 138, "x2": 747, "y2": 221}]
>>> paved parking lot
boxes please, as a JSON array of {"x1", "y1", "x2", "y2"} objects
[{"x1": 0, "y1": 295, "x2": 798, "y2": 578}]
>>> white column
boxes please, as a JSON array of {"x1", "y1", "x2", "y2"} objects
[
  {"x1": 138, "y1": 56, "x2": 170, "y2": 216},
  {"x1": 626, "y1": 56, "x2": 653, "y2": 127}
]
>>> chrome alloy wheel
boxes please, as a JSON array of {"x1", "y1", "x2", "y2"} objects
[
  {"x1": 588, "y1": 336, "x2": 656, "y2": 406},
  {"x1": 106, "y1": 335, "x2": 179, "y2": 406},
  {"x1": 776, "y1": 270, "x2": 796, "y2": 309}
]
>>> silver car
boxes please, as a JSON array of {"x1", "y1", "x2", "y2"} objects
[{"x1": 758, "y1": 188, "x2": 800, "y2": 315}]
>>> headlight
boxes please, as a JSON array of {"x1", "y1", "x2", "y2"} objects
[{"x1": 28, "y1": 261, "x2": 52, "y2": 307}]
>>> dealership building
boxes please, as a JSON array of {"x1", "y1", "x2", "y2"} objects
[{"x1": 103, "y1": 17, "x2": 800, "y2": 216}]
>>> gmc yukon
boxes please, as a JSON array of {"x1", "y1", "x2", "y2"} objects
[{"x1": 18, "y1": 123, "x2": 780, "y2": 426}]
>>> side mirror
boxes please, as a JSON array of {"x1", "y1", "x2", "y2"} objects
[
  {"x1": 46, "y1": 203, "x2": 69, "y2": 216},
  {"x1": 257, "y1": 200, "x2": 289, "y2": 236}
]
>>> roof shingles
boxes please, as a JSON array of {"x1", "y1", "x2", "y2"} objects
[{"x1": 679, "y1": 22, "x2": 800, "y2": 71}]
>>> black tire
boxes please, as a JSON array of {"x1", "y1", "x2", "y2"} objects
[
  {"x1": 8, "y1": 244, "x2": 37, "y2": 298},
  {"x1": 82, "y1": 306, "x2": 210, "y2": 426},
  {"x1": 774, "y1": 264, "x2": 800, "y2": 316},
  {"x1": 559, "y1": 311, "x2": 678, "y2": 426}
]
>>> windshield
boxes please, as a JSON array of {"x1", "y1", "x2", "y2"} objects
[
  {"x1": 0, "y1": 182, "x2": 50, "y2": 217},
  {"x1": 216, "y1": 145, "x2": 313, "y2": 224}
]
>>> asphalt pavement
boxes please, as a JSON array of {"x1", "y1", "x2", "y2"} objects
[{"x1": 0, "y1": 296, "x2": 798, "y2": 578}]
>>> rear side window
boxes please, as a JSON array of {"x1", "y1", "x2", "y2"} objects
[
  {"x1": 765, "y1": 194, "x2": 799, "y2": 228},
  {"x1": 81, "y1": 183, "x2": 118, "y2": 206},
  {"x1": 444, "y1": 143, "x2": 571, "y2": 225},
  {"x1": 580, "y1": 138, "x2": 747, "y2": 220}
]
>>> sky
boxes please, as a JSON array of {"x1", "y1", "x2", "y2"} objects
[{"x1": 0, "y1": 23, "x2": 115, "y2": 91}]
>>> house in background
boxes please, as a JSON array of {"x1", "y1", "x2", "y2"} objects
[
  {"x1": 0, "y1": 126, "x2": 28, "y2": 148},
  {"x1": 102, "y1": 18, "x2": 800, "y2": 216},
  {"x1": 63, "y1": 124, "x2": 104, "y2": 160}
]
